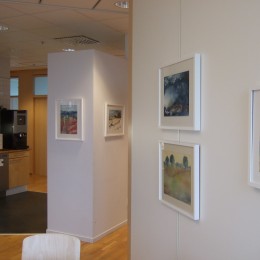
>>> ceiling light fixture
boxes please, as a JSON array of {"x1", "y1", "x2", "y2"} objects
[
  {"x1": 114, "y1": 1, "x2": 129, "y2": 9},
  {"x1": 62, "y1": 48, "x2": 75, "y2": 52},
  {"x1": 0, "y1": 24, "x2": 8, "y2": 31}
]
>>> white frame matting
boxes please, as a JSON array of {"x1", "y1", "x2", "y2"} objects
[
  {"x1": 159, "y1": 54, "x2": 201, "y2": 131},
  {"x1": 249, "y1": 88, "x2": 260, "y2": 188}
]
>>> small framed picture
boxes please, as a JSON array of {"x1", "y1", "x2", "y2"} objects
[
  {"x1": 159, "y1": 54, "x2": 201, "y2": 130},
  {"x1": 159, "y1": 141, "x2": 200, "y2": 220},
  {"x1": 55, "y1": 98, "x2": 83, "y2": 141},
  {"x1": 249, "y1": 88, "x2": 260, "y2": 188},
  {"x1": 104, "y1": 103, "x2": 125, "y2": 137}
]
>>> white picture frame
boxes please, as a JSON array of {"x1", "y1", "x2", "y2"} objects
[
  {"x1": 55, "y1": 98, "x2": 83, "y2": 141},
  {"x1": 159, "y1": 141, "x2": 200, "y2": 220},
  {"x1": 249, "y1": 88, "x2": 260, "y2": 188},
  {"x1": 159, "y1": 54, "x2": 201, "y2": 130},
  {"x1": 104, "y1": 103, "x2": 125, "y2": 137}
]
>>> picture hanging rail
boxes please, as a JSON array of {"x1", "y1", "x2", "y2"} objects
[
  {"x1": 55, "y1": 98, "x2": 83, "y2": 141},
  {"x1": 104, "y1": 103, "x2": 125, "y2": 137},
  {"x1": 249, "y1": 88, "x2": 260, "y2": 188},
  {"x1": 159, "y1": 54, "x2": 201, "y2": 130},
  {"x1": 159, "y1": 141, "x2": 200, "y2": 220}
]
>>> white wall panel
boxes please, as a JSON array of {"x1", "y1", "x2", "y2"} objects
[{"x1": 131, "y1": 0, "x2": 260, "y2": 259}]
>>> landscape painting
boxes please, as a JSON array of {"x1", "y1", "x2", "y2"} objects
[
  {"x1": 159, "y1": 141, "x2": 200, "y2": 220},
  {"x1": 105, "y1": 104, "x2": 124, "y2": 137},
  {"x1": 162, "y1": 142, "x2": 192, "y2": 205},
  {"x1": 164, "y1": 71, "x2": 189, "y2": 117},
  {"x1": 159, "y1": 54, "x2": 201, "y2": 130}
]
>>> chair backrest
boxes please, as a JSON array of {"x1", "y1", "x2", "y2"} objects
[{"x1": 22, "y1": 233, "x2": 81, "y2": 260}]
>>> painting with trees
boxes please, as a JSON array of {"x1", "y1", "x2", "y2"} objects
[
  {"x1": 163, "y1": 143, "x2": 192, "y2": 205},
  {"x1": 159, "y1": 141, "x2": 200, "y2": 220}
]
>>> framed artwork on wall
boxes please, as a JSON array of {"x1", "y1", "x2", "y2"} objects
[
  {"x1": 159, "y1": 54, "x2": 201, "y2": 130},
  {"x1": 104, "y1": 103, "x2": 125, "y2": 137},
  {"x1": 159, "y1": 141, "x2": 200, "y2": 220},
  {"x1": 55, "y1": 98, "x2": 83, "y2": 141},
  {"x1": 249, "y1": 88, "x2": 260, "y2": 188}
]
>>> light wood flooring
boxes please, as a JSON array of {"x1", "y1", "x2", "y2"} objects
[{"x1": 0, "y1": 174, "x2": 129, "y2": 259}]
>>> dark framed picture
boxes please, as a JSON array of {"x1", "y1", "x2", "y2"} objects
[
  {"x1": 159, "y1": 54, "x2": 201, "y2": 130},
  {"x1": 159, "y1": 141, "x2": 200, "y2": 220}
]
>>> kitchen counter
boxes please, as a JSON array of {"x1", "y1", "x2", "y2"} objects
[
  {"x1": 0, "y1": 148, "x2": 30, "y2": 154},
  {"x1": 0, "y1": 149, "x2": 31, "y2": 195}
]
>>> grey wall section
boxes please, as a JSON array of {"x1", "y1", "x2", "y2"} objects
[
  {"x1": 0, "y1": 57, "x2": 10, "y2": 109},
  {"x1": 131, "y1": 0, "x2": 260, "y2": 259}
]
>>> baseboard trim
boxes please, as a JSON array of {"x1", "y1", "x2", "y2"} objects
[
  {"x1": 6, "y1": 185, "x2": 27, "y2": 196},
  {"x1": 92, "y1": 220, "x2": 128, "y2": 242},
  {"x1": 46, "y1": 219, "x2": 128, "y2": 243}
]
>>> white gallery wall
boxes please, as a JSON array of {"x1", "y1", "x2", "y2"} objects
[
  {"x1": 131, "y1": 1, "x2": 260, "y2": 259},
  {"x1": 47, "y1": 50, "x2": 128, "y2": 242}
]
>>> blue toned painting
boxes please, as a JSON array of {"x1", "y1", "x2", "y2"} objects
[{"x1": 164, "y1": 71, "x2": 189, "y2": 117}]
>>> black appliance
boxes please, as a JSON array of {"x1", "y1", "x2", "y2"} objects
[{"x1": 0, "y1": 110, "x2": 28, "y2": 149}]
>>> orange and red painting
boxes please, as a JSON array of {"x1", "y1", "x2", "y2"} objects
[{"x1": 60, "y1": 105, "x2": 78, "y2": 135}]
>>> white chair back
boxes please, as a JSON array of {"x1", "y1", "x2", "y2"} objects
[{"x1": 22, "y1": 233, "x2": 80, "y2": 260}]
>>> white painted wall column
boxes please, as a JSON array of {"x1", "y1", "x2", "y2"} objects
[{"x1": 47, "y1": 50, "x2": 128, "y2": 242}]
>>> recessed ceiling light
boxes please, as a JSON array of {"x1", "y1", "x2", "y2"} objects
[
  {"x1": 0, "y1": 24, "x2": 8, "y2": 31},
  {"x1": 62, "y1": 48, "x2": 75, "y2": 52},
  {"x1": 114, "y1": 1, "x2": 129, "y2": 9}
]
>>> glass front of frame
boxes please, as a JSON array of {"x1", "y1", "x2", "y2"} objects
[
  {"x1": 159, "y1": 141, "x2": 200, "y2": 220},
  {"x1": 249, "y1": 89, "x2": 260, "y2": 188},
  {"x1": 104, "y1": 103, "x2": 125, "y2": 137},
  {"x1": 55, "y1": 99, "x2": 83, "y2": 141},
  {"x1": 159, "y1": 54, "x2": 201, "y2": 130}
]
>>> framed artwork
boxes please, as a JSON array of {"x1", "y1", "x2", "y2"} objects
[
  {"x1": 104, "y1": 103, "x2": 125, "y2": 137},
  {"x1": 249, "y1": 88, "x2": 260, "y2": 188},
  {"x1": 159, "y1": 141, "x2": 200, "y2": 220},
  {"x1": 55, "y1": 98, "x2": 83, "y2": 141},
  {"x1": 159, "y1": 54, "x2": 201, "y2": 130}
]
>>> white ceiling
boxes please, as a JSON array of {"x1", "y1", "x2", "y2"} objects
[{"x1": 0, "y1": 0, "x2": 129, "y2": 70}]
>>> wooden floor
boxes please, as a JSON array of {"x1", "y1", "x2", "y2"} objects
[{"x1": 0, "y1": 175, "x2": 129, "y2": 260}]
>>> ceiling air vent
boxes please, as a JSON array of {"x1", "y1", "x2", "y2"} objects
[{"x1": 54, "y1": 35, "x2": 100, "y2": 45}]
